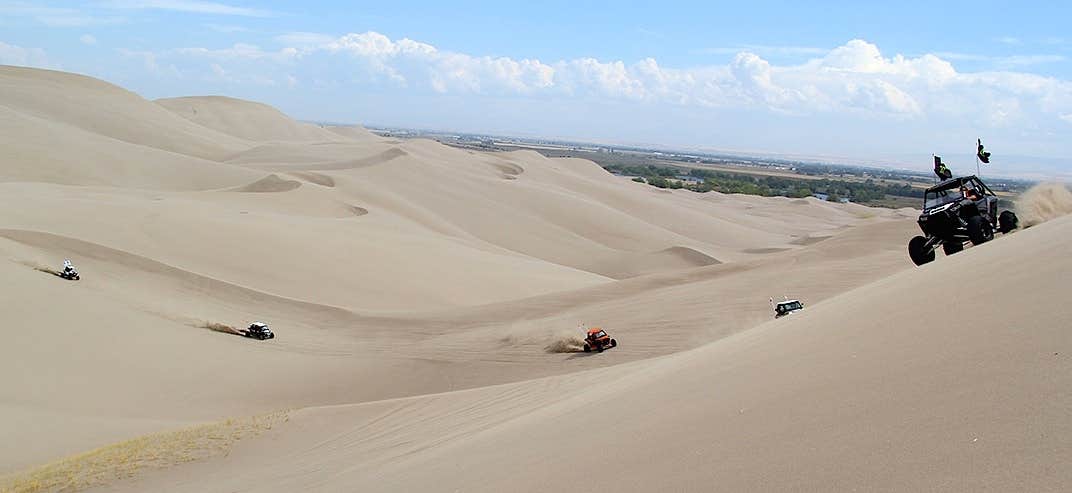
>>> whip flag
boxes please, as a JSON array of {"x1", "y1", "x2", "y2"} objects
[
  {"x1": 933, "y1": 155, "x2": 952, "y2": 180},
  {"x1": 977, "y1": 138, "x2": 991, "y2": 164}
]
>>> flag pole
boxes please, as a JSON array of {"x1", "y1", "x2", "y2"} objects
[{"x1": 975, "y1": 139, "x2": 981, "y2": 178}]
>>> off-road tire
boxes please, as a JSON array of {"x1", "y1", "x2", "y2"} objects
[
  {"x1": 942, "y1": 241, "x2": 963, "y2": 256},
  {"x1": 967, "y1": 215, "x2": 993, "y2": 245},
  {"x1": 610, "y1": 339, "x2": 617, "y2": 348},
  {"x1": 583, "y1": 343, "x2": 591, "y2": 353},
  {"x1": 998, "y1": 210, "x2": 1018, "y2": 233},
  {"x1": 908, "y1": 235, "x2": 935, "y2": 266},
  {"x1": 597, "y1": 344, "x2": 604, "y2": 353}
]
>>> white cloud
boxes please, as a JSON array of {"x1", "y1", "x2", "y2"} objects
[
  {"x1": 996, "y1": 54, "x2": 1065, "y2": 67},
  {"x1": 80, "y1": 34, "x2": 98, "y2": 45},
  {"x1": 98, "y1": 0, "x2": 273, "y2": 17},
  {"x1": 325, "y1": 32, "x2": 437, "y2": 58},
  {"x1": 933, "y1": 51, "x2": 1065, "y2": 67},
  {"x1": 118, "y1": 48, "x2": 159, "y2": 72},
  {"x1": 996, "y1": 36, "x2": 1022, "y2": 45},
  {"x1": 138, "y1": 33, "x2": 1071, "y2": 130},
  {"x1": 0, "y1": 3, "x2": 126, "y2": 26},
  {"x1": 275, "y1": 32, "x2": 335, "y2": 46},
  {"x1": 0, "y1": 40, "x2": 56, "y2": 68},
  {"x1": 932, "y1": 51, "x2": 988, "y2": 62},
  {"x1": 176, "y1": 43, "x2": 299, "y2": 62}
]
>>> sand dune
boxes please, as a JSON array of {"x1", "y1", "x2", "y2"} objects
[
  {"x1": 1, "y1": 66, "x2": 1064, "y2": 492},
  {"x1": 228, "y1": 145, "x2": 409, "y2": 171},
  {"x1": 0, "y1": 66, "x2": 249, "y2": 160},
  {"x1": 286, "y1": 171, "x2": 336, "y2": 187},
  {"x1": 0, "y1": 104, "x2": 259, "y2": 190},
  {"x1": 323, "y1": 124, "x2": 382, "y2": 142},
  {"x1": 102, "y1": 215, "x2": 1072, "y2": 493},
  {"x1": 231, "y1": 174, "x2": 303, "y2": 193},
  {"x1": 157, "y1": 96, "x2": 351, "y2": 143}
]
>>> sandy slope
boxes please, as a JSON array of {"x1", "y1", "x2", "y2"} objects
[
  {"x1": 4, "y1": 65, "x2": 1061, "y2": 492},
  {"x1": 0, "y1": 66, "x2": 249, "y2": 160},
  {"x1": 103, "y1": 215, "x2": 1072, "y2": 493},
  {"x1": 156, "y1": 96, "x2": 348, "y2": 143}
]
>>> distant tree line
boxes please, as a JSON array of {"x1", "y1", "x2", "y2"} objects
[{"x1": 606, "y1": 164, "x2": 923, "y2": 204}]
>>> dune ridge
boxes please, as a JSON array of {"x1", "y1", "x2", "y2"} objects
[
  {"x1": 231, "y1": 174, "x2": 303, "y2": 193},
  {"x1": 156, "y1": 96, "x2": 351, "y2": 143}
]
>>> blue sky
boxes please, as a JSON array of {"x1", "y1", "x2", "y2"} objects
[{"x1": 2, "y1": 1, "x2": 1071, "y2": 176}]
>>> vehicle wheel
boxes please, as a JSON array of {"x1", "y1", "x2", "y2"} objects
[
  {"x1": 583, "y1": 343, "x2": 591, "y2": 353},
  {"x1": 597, "y1": 345, "x2": 604, "y2": 353},
  {"x1": 610, "y1": 339, "x2": 617, "y2": 348},
  {"x1": 998, "y1": 210, "x2": 1018, "y2": 233},
  {"x1": 908, "y1": 236, "x2": 935, "y2": 266},
  {"x1": 967, "y1": 215, "x2": 993, "y2": 245},
  {"x1": 942, "y1": 241, "x2": 963, "y2": 256}
]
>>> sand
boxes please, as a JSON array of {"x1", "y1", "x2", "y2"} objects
[{"x1": 0, "y1": 65, "x2": 1067, "y2": 492}]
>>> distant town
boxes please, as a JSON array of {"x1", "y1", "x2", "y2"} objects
[{"x1": 367, "y1": 126, "x2": 1033, "y2": 208}]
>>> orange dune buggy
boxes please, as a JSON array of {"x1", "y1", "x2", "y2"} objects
[{"x1": 583, "y1": 327, "x2": 618, "y2": 353}]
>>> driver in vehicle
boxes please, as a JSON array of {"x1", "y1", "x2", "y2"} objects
[{"x1": 961, "y1": 186, "x2": 980, "y2": 200}]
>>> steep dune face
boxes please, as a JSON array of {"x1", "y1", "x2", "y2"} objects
[
  {"x1": 0, "y1": 65, "x2": 249, "y2": 160},
  {"x1": 0, "y1": 105, "x2": 259, "y2": 190},
  {"x1": 157, "y1": 96, "x2": 352, "y2": 142},
  {"x1": 117, "y1": 215, "x2": 1072, "y2": 493},
  {"x1": 324, "y1": 124, "x2": 381, "y2": 142}
]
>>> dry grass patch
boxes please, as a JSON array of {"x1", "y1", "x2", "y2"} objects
[{"x1": 1, "y1": 411, "x2": 288, "y2": 493}]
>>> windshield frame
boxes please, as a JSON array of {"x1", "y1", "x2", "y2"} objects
[
  {"x1": 924, "y1": 187, "x2": 962, "y2": 209},
  {"x1": 923, "y1": 176, "x2": 994, "y2": 210}
]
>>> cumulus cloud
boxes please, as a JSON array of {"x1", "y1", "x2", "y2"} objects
[
  {"x1": 80, "y1": 34, "x2": 98, "y2": 45},
  {"x1": 138, "y1": 33, "x2": 1071, "y2": 128}
]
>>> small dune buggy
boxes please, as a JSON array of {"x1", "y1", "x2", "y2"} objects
[
  {"x1": 583, "y1": 327, "x2": 617, "y2": 353},
  {"x1": 241, "y1": 322, "x2": 275, "y2": 340},
  {"x1": 59, "y1": 259, "x2": 79, "y2": 280}
]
